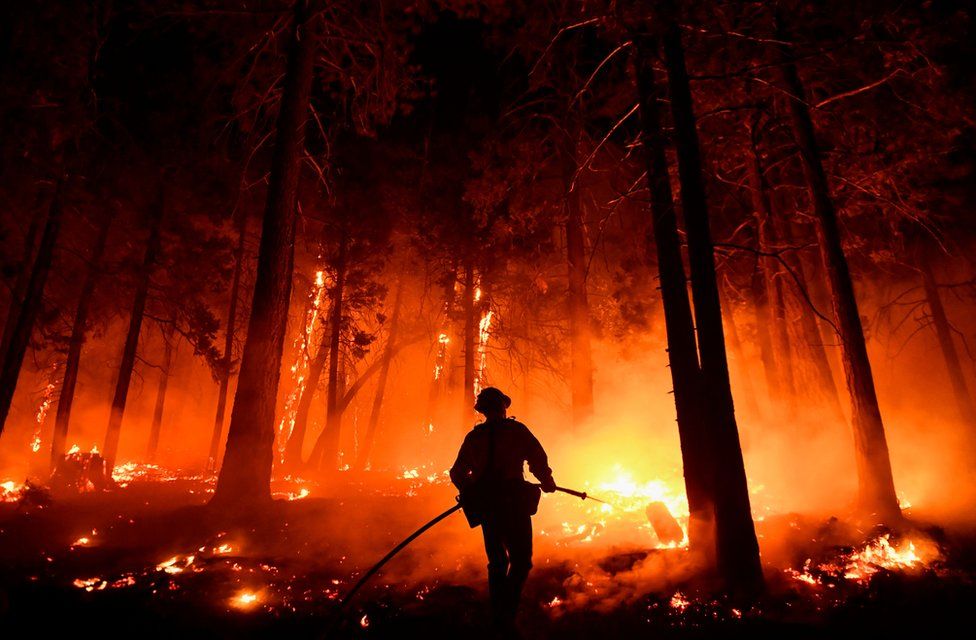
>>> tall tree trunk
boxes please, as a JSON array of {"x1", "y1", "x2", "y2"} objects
[
  {"x1": 50, "y1": 214, "x2": 111, "y2": 469},
  {"x1": 749, "y1": 250, "x2": 782, "y2": 398},
  {"x1": 745, "y1": 128, "x2": 796, "y2": 406},
  {"x1": 564, "y1": 148, "x2": 594, "y2": 425},
  {"x1": 0, "y1": 177, "x2": 65, "y2": 436},
  {"x1": 207, "y1": 211, "x2": 247, "y2": 471},
  {"x1": 312, "y1": 231, "x2": 347, "y2": 470},
  {"x1": 462, "y1": 258, "x2": 476, "y2": 425},
  {"x1": 776, "y1": 16, "x2": 900, "y2": 520},
  {"x1": 777, "y1": 218, "x2": 846, "y2": 422},
  {"x1": 283, "y1": 303, "x2": 330, "y2": 469},
  {"x1": 355, "y1": 277, "x2": 403, "y2": 471},
  {"x1": 211, "y1": 0, "x2": 319, "y2": 507},
  {"x1": 632, "y1": 32, "x2": 713, "y2": 556},
  {"x1": 723, "y1": 300, "x2": 762, "y2": 418},
  {"x1": 102, "y1": 186, "x2": 164, "y2": 470},
  {"x1": 0, "y1": 198, "x2": 43, "y2": 361},
  {"x1": 920, "y1": 262, "x2": 976, "y2": 427},
  {"x1": 661, "y1": 16, "x2": 764, "y2": 592},
  {"x1": 146, "y1": 323, "x2": 176, "y2": 462}
]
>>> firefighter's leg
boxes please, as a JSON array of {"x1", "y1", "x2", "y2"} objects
[
  {"x1": 503, "y1": 513, "x2": 533, "y2": 621},
  {"x1": 482, "y1": 516, "x2": 509, "y2": 624}
]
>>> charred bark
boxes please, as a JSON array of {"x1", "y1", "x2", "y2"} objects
[
  {"x1": 50, "y1": 214, "x2": 111, "y2": 468},
  {"x1": 0, "y1": 177, "x2": 65, "y2": 436},
  {"x1": 146, "y1": 323, "x2": 176, "y2": 462},
  {"x1": 207, "y1": 210, "x2": 247, "y2": 472},
  {"x1": 661, "y1": 16, "x2": 764, "y2": 592},
  {"x1": 632, "y1": 32, "x2": 713, "y2": 555},
  {"x1": 0, "y1": 198, "x2": 43, "y2": 361},
  {"x1": 776, "y1": 15, "x2": 900, "y2": 520},
  {"x1": 312, "y1": 230, "x2": 347, "y2": 470},
  {"x1": 921, "y1": 262, "x2": 976, "y2": 427},
  {"x1": 211, "y1": 0, "x2": 320, "y2": 507},
  {"x1": 103, "y1": 185, "x2": 164, "y2": 470}
]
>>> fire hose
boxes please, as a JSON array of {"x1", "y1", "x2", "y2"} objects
[{"x1": 335, "y1": 485, "x2": 604, "y2": 612}]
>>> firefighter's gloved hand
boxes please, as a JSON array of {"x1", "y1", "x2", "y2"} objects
[{"x1": 540, "y1": 477, "x2": 557, "y2": 493}]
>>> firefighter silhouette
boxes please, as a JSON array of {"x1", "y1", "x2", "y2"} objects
[{"x1": 450, "y1": 387, "x2": 556, "y2": 632}]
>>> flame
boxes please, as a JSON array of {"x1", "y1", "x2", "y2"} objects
[
  {"x1": 433, "y1": 332, "x2": 450, "y2": 380},
  {"x1": 669, "y1": 592, "x2": 690, "y2": 611},
  {"x1": 1, "y1": 480, "x2": 24, "y2": 503},
  {"x1": 30, "y1": 361, "x2": 61, "y2": 454},
  {"x1": 360, "y1": 614, "x2": 370, "y2": 628},
  {"x1": 474, "y1": 310, "x2": 493, "y2": 397},
  {"x1": 788, "y1": 533, "x2": 941, "y2": 587}
]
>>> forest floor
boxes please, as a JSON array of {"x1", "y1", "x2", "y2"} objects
[{"x1": 0, "y1": 469, "x2": 974, "y2": 639}]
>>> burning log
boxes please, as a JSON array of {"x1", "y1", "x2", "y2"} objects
[
  {"x1": 50, "y1": 446, "x2": 110, "y2": 495},
  {"x1": 646, "y1": 501, "x2": 683, "y2": 546}
]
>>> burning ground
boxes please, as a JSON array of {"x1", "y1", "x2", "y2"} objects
[{"x1": 2, "y1": 459, "x2": 974, "y2": 638}]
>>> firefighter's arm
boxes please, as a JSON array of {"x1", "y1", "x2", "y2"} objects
[
  {"x1": 523, "y1": 426, "x2": 556, "y2": 492},
  {"x1": 449, "y1": 434, "x2": 477, "y2": 489}
]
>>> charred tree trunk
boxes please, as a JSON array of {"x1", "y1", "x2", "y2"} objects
[
  {"x1": 462, "y1": 258, "x2": 476, "y2": 424},
  {"x1": 0, "y1": 200, "x2": 43, "y2": 361},
  {"x1": 355, "y1": 277, "x2": 403, "y2": 471},
  {"x1": 283, "y1": 316, "x2": 329, "y2": 470},
  {"x1": 103, "y1": 186, "x2": 164, "y2": 470},
  {"x1": 146, "y1": 323, "x2": 176, "y2": 462},
  {"x1": 776, "y1": 16, "x2": 900, "y2": 520},
  {"x1": 0, "y1": 177, "x2": 65, "y2": 436},
  {"x1": 920, "y1": 262, "x2": 976, "y2": 427},
  {"x1": 632, "y1": 32, "x2": 713, "y2": 556},
  {"x1": 211, "y1": 0, "x2": 319, "y2": 507},
  {"x1": 207, "y1": 211, "x2": 247, "y2": 472},
  {"x1": 50, "y1": 214, "x2": 111, "y2": 468},
  {"x1": 661, "y1": 17, "x2": 764, "y2": 592},
  {"x1": 564, "y1": 150, "x2": 595, "y2": 425},
  {"x1": 312, "y1": 231, "x2": 347, "y2": 470}
]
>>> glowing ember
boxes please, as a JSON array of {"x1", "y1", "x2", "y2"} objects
[
  {"x1": 73, "y1": 577, "x2": 107, "y2": 591},
  {"x1": 72, "y1": 536, "x2": 91, "y2": 547},
  {"x1": 360, "y1": 614, "x2": 369, "y2": 628},
  {"x1": 112, "y1": 461, "x2": 213, "y2": 487},
  {"x1": 156, "y1": 554, "x2": 195, "y2": 575},
  {"x1": 232, "y1": 590, "x2": 260, "y2": 609}
]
